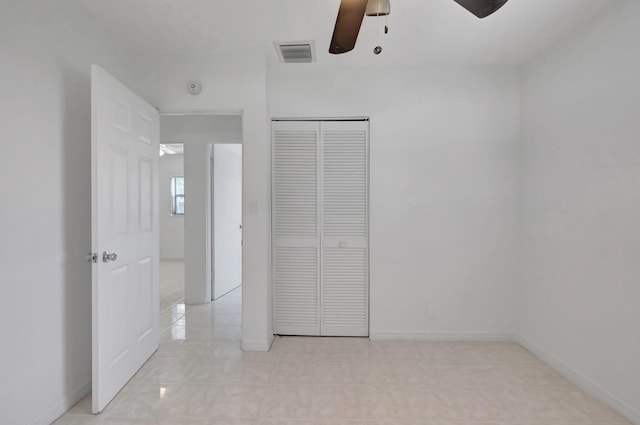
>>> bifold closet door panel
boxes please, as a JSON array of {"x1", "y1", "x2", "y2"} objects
[
  {"x1": 320, "y1": 121, "x2": 369, "y2": 337},
  {"x1": 272, "y1": 121, "x2": 321, "y2": 335}
]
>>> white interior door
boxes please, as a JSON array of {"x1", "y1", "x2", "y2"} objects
[
  {"x1": 91, "y1": 65, "x2": 160, "y2": 413},
  {"x1": 212, "y1": 144, "x2": 243, "y2": 299}
]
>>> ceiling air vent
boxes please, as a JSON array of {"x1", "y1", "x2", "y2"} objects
[{"x1": 275, "y1": 41, "x2": 315, "y2": 63}]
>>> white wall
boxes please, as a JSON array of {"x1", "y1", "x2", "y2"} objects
[
  {"x1": 0, "y1": 1, "x2": 150, "y2": 424},
  {"x1": 159, "y1": 153, "x2": 185, "y2": 259},
  {"x1": 270, "y1": 65, "x2": 521, "y2": 339},
  {"x1": 518, "y1": 1, "x2": 640, "y2": 422}
]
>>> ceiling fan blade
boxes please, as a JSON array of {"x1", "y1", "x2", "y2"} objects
[
  {"x1": 329, "y1": 0, "x2": 368, "y2": 54},
  {"x1": 452, "y1": 0, "x2": 509, "y2": 18}
]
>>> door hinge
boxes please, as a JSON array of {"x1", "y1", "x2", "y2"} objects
[{"x1": 86, "y1": 252, "x2": 98, "y2": 263}]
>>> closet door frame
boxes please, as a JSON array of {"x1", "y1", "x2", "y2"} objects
[{"x1": 271, "y1": 118, "x2": 370, "y2": 337}]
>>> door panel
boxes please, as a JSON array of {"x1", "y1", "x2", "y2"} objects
[
  {"x1": 91, "y1": 65, "x2": 160, "y2": 413},
  {"x1": 321, "y1": 246, "x2": 368, "y2": 336},
  {"x1": 110, "y1": 148, "x2": 129, "y2": 234},
  {"x1": 320, "y1": 121, "x2": 369, "y2": 336},
  {"x1": 139, "y1": 158, "x2": 153, "y2": 231},
  {"x1": 321, "y1": 125, "x2": 368, "y2": 239},
  {"x1": 137, "y1": 257, "x2": 153, "y2": 338},
  {"x1": 272, "y1": 121, "x2": 321, "y2": 336},
  {"x1": 108, "y1": 265, "x2": 129, "y2": 362},
  {"x1": 273, "y1": 246, "x2": 320, "y2": 334}
]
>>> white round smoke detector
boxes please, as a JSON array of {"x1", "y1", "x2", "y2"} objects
[{"x1": 187, "y1": 81, "x2": 202, "y2": 95}]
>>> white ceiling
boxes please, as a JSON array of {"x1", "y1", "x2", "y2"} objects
[{"x1": 72, "y1": 0, "x2": 621, "y2": 66}]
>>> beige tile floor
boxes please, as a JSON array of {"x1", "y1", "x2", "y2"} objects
[{"x1": 54, "y1": 261, "x2": 631, "y2": 425}]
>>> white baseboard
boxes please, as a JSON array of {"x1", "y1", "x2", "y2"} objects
[
  {"x1": 516, "y1": 336, "x2": 640, "y2": 425},
  {"x1": 369, "y1": 331, "x2": 515, "y2": 342},
  {"x1": 242, "y1": 334, "x2": 274, "y2": 352},
  {"x1": 29, "y1": 380, "x2": 91, "y2": 425}
]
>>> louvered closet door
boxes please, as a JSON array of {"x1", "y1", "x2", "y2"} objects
[
  {"x1": 272, "y1": 121, "x2": 321, "y2": 335},
  {"x1": 320, "y1": 121, "x2": 369, "y2": 336}
]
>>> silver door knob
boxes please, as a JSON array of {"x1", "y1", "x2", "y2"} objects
[{"x1": 102, "y1": 251, "x2": 118, "y2": 262}]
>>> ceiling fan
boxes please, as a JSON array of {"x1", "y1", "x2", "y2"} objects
[
  {"x1": 159, "y1": 144, "x2": 176, "y2": 157},
  {"x1": 159, "y1": 143, "x2": 184, "y2": 157},
  {"x1": 329, "y1": 0, "x2": 509, "y2": 54}
]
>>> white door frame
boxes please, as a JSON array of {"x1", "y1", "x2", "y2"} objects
[
  {"x1": 159, "y1": 110, "x2": 244, "y2": 306},
  {"x1": 270, "y1": 117, "x2": 371, "y2": 337}
]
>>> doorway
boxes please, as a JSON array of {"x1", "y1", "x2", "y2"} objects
[
  {"x1": 211, "y1": 143, "x2": 243, "y2": 300},
  {"x1": 271, "y1": 119, "x2": 370, "y2": 337},
  {"x1": 158, "y1": 143, "x2": 186, "y2": 322},
  {"x1": 159, "y1": 113, "x2": 243, "y2": 305}
]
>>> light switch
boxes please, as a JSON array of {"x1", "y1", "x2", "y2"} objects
[{"x1": 250, "y1": 202, "x2": 258, "y2": 215}]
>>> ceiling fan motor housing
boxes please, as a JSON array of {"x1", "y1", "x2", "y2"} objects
[{"x1": 366, "y1": 0, "x2": 390, "y2": 16}]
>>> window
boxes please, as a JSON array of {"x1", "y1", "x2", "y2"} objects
[{"x1": 171, "y1": 176, "x2": 184, "y2": 215}]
